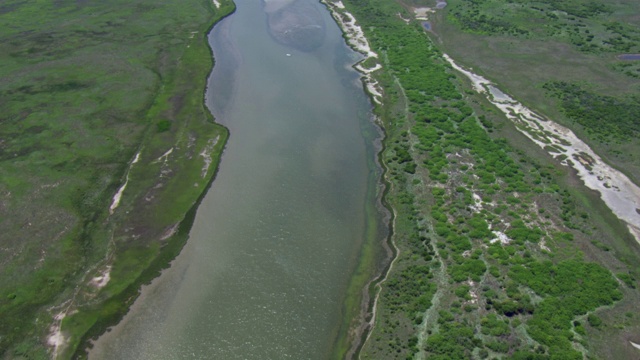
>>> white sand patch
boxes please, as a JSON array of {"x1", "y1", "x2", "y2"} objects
[
  {"x1": 467, "y1": 280, "x2": 478, "y2": 304},
  {"x1": 341, "y1": 12, "x2": 377, "y2": 58},
  {"x1": 444, "y1": 53, "x2": 640, "y2": 245},
  {"x1": 90, "y1": 266, "x2": 112, "y2": 289},
  {"x1": 631, "y1": 341, "x2": 640, "y2": 350},
  {"x1": 109, "y1": 180, "x2": 128, "y2": 214},
  {"x1": 414, "y1": 7, "x2": 434, "y2": 21},
  {"x1": 48, "y1": 312, "x2": 67, "y2": 359},
  {"x1": 132, "y1": 151, "x2": 141, "y2": 164},
  {"x1": 470, "y1": 193, "x2": 483, "y2": 213},
  {"x1": 628, "y1": 225, "x2": 640, "y2": 245},
  {"x1": 323, "y1": 2, "x2": 377, "y2": 58},
  {"x1": 490, "y1": 231, "x2": 511, "y2": 245},
  {"x1": 199, "y1": 136, "x2": 220, "y2": 178},
  {"x1": 212, "y1": 0, "x2": 220, "y2": 8},
  {"x1": 366, "y1": 81, "x2": 383, "y2": 104},
  {"x1": 539, "y1": 239, "x2": 550, "y2": 252},
  {"x1": 156, "y1": 147, "x2": 173, "y2": 163},
  {"x1": 323, "y1": 0, "x2": 384, "y2": 105},
  {"x1": 109, "y1": 151, "x2": 141, "y2": 215},
  {"x1": 355, "y1": 62, "x2": 382, "y2": 74}
]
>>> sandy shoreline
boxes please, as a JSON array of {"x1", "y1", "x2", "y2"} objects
[
  {"x1": 108, "y1": 151, "x2": 141, "y2": 215},
  {"x1": 321, "y1": 0, "x2": 383, "y2": 105}
]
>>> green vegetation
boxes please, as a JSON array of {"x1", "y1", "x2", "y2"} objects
[
  {"x1": 447, "y1": 0, "x2": 640, "y2": 54},
  {"x1": 3, "y1": 0, "x2": 639, "y2": 357},
  {"x1": 510, "y1": 260, "x2": 621, "y2": 357},
  {"x1": 334, "y1": 0, "x2": 640, "y2": 358},
  {"x1": 611, "y1": 61, "x2": 640, "y2": 79},
  {"x1": 543, "y1": 81, "x2": 640, "y2": 142},
  {"x1": 156, "y1": 119, "x2": 172, "y2": 132},
  {"x1": 0, "y1": 0, "x2": 234, "y2": 356},
  {"x1": 430, "y1": 0, "x2": 640, "y2": 187}
]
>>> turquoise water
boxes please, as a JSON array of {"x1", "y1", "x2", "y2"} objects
[{"x1": 89, "y1": 0, "x2": 383, "y2": 358}]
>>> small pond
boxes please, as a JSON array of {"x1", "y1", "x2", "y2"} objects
[{"x1": 618, "y1": 54, "x2": 640, "y2": 60}]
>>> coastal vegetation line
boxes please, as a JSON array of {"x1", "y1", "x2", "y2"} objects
[
  {"x1": 2, "y1": 0, "x2": 640, "y2": 357},
  {"x1": 326, "y1": 0, "x2": 640, "y2": 358},
  {"x1": 0, "y1": 0, "x2": 234, "y2": 357}
]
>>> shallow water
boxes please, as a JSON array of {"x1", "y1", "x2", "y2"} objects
[
  {"x1": 618, "y1": 54, "x2": 640, "y2": 60},
  {"x1": 89, "y1": 0, "x2": 382, "y2": 359}
]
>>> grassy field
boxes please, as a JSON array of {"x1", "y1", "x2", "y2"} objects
[
  {"x1": 0, "y1": 0, "x2": 234, "y2": 357},
  {"x1": 333, "y1": 0, "x2": 640, "y2": 358}
]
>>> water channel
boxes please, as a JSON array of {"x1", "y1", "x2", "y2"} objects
[{"x1": 89, "y1": 0, "x2": 383, "y2": 358}]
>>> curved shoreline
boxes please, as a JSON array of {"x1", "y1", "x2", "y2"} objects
[
  {"x1": 69, "y1": 1, "x2": 392, "y2": 357},
  {"x1": 83, "y1": 0, "x2": 386, "y2": 358},
  {"x1": 337, "y1": 115, "x2": 395, "y2": 359},
  {"x1": 63, "y1": 5, "x2": 237, "y2": 358},
  {"x1": 318, "y1": 1, "x2": 399, "y2": 358},
  {"x1": 443, "y1": 54, "x2": 640, "y2": 245}
]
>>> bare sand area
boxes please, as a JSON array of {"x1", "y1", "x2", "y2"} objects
[{"x1": 444, "y1": 54, "x2": 640, "y2": 244}]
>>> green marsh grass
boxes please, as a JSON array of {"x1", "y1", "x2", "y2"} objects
[
  {"x1": 0, "y1": 0, "x2": 234, "y2": 356},
  {"x1": 337, "y1": 0, "x2": 640, "y2": 357}
]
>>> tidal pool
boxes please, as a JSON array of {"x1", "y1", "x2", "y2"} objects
[
  {"x1": 89, "y1": 0, "x2": 384, "y2": 358},
  {"x1": 618, "y1": 54, "x2": 640, "y2": 60}
]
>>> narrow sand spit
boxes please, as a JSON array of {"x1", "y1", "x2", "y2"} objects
[
  {"x1": 109, "y1": 151, "x2": 141, "y2": 215},
  {"x1": 109, "y1": 180, "x2": 128, "y2": 214},
  {"x1": 470, "y1": 192, "x2": 483, "y2": 212},
  {"x1": 443, "y1": 54, "x2": 640, "y2": 245},
  {"x1": 156, "y1": 147, "x2": 173, "y2": 163},
  {"x1": 47, "y1": 311, "x2": 68, "y2": 359},
  {"x1": 365, "y1": 81, "x2": 383, "y2": 104},
  {"x1": 199, "y1": 136, "x2": 220, "y2": 178},
  {"x1": 322, "y1": 0, "x2": 383, "y2": 104},
  {"x1": 631, "y1": 341, "x2": 640, "y2": 350},
  {"x1": 355, "y1": 63, "x2": 381, "y2": 74}
]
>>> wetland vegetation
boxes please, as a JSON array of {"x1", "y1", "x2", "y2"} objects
[
  {"x1": 2, "y1": 0, "x2": 640, "y2": 357},
  {"x1": 0, "y1": 0, "x2": 233, "y2": 357},
  {"x1": 330, "y1": 0, "x2": 640, "y2": 358},
  {"x1": 430, "y1": 0, "x2": 640, "y2": 185}
]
